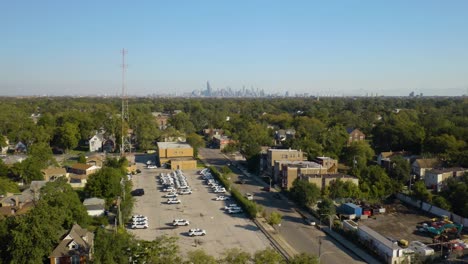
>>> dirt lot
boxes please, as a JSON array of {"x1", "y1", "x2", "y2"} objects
[
  {"x1": 359, "y1": 199, "x2": 440, "y2": 244},
  {"x1": 128, "y1": 162, "x2": 271, "y2": 258}
]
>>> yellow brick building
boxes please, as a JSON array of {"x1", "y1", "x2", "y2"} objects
[{"x1": 157, "y1": 142, "x2": 197, "y2": 170}]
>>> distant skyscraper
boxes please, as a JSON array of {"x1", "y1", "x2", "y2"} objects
[{"x1": 206, "y1": 81, "x2": 212, "y2": 96}]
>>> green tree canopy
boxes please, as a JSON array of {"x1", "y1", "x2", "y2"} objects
[
  {"x1": 0, "y1": 177, "x2": 20, "y2": 195},
  {"x1": 289, "y1": 252, "x2": 318, "y2": 264},
  {"x1": 289, "y1": 178, "x2": 321, "y2": 207},
  {"x1": 317, "y1": 198, "x2": 336, "y2": 223},
  {"x1": 220, "y1": 248, "x2": 252, "y2": 264},
  {"x1": 327, "y1": 179, "x2": 360, "y2": 199},
  {"x1": 253, "y1": 248, "x2": 285, "y2": 264},
  {"x1": 185, "y1": 249, "x2": 217, "y2": 264},
  {"x1": 267, "y1": 211, "x2": 283, "y2": 226}
]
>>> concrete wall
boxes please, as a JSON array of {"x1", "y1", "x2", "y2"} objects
[
  {"x1": 268, "y1": 149, "x2": 304, "y2": 167},
  {"x1": 170, "y1": 159, "x2": 197, "y2": 170},
  {"x1": 396, "y1": 193, "x2": 468, "y2": 226},
  {"x1": 159, "y1": 147, "x2": 193, "y2": 158}
]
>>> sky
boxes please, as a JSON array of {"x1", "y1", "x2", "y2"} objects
[{"x1": 1, "y1": 1, "x2": 468, "y2": 96}]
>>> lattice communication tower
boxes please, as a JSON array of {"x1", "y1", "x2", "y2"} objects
[{"x1": 120, "y1": 48, "x2": 132, "y2": 156}]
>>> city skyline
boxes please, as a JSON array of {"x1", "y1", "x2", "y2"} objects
[{"x1": 1, "y1": 1, "x2": 468, "y2": 96}]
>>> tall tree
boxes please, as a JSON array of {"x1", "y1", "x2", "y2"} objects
[
  {"x1": 186, "y1": 133, "x2": 205, "y2": 157},
  {"x1": 289, "y1": 178, "x2": 321, "y2": 207},
  {"x1": 55, "y1": 122, "x2": 80, "y2": 152}
]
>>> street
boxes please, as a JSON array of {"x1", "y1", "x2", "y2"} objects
[{"x1": 198, "y1": 148, "x2": 367, "y2": 264}]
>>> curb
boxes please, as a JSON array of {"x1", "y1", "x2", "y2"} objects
[{"x1": 254, "y1": 217, "x2": 297, "y2": 261}]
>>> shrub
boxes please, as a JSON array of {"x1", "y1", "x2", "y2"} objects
[{"x1": 209, "y1": 166, "x2": 257, "y2": 218}]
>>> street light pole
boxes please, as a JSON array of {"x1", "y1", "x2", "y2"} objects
[{"x1": 320, "y1": 214, "x2": 333, "y2": 230}]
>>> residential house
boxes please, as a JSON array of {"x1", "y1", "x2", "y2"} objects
[
  {"x1": 346, "y1": 128, "x2": 366, "y2": 145},
  {"x1": 152, "y1": 112, "x2": 170, "y2": 130},
  {"x1": 88, "y1": 133, "x2": 104, "y2": 152},
  {"x1": 49, "y1": 224, "x2": 94, "y2": 264},
  {"x1": 13, "y1": 141, "x2": 27, "y2": 153},
  {"x1": 203, "y1": 128, "x2": 224, "y2": 138},
  {"x1": 157, "y1": 142, "x2": 196, "y2": 170},
  {"x1": 102, "y1": 138, "x2": 116, "y2": 153},
  {"x1": 86, "y1": 154, "x2": 105, "y2": 167},
  {"x1": 69, "y1": 163, "x2": 100, "y2": 176},
  {"x1": 274, "y1": 129, "x2": 296, "y2": 144},
  {"x1": 377, "y1": 151, "x2": 411, "y2": 170},
  {"x1": 68, "y1": 174, "x2": 88, "y2": 189},
  {"x1": 425, "y1": 167, "x2": 468, "y2": 192},
  {"x1": 0, "y1": 181, "x2": 47, "y2": 217},
  {"x1": 83, "y1": 198, "x2": 105, "y2": 217},
  {"x1": 298, "y1": 174, "x2": 359, "y2": 191},
  {"x1": 411, "y1": 158, "x2": 442, "y2": 179},
  {"x1": 212, "y1": 135, "x2": 236, "y2": 150},
  {"x1": 41, "y1": 167, "x2": 69, "y2": 181}
]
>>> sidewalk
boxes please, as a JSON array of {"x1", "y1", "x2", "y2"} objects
[
  {"x1": 254, "y1": 217, "x2": 298, "y2": 260},
  {"x1": 229, "y1": 158, "x2": 381, "y2": 263}
]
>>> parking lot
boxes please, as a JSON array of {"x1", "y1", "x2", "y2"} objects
[
  {"x1": 360, "y1": 199, "x2": 438, "y2": 244},
  {"x1": 129, "y1": 164, "x2": 272, "y2": 258}
]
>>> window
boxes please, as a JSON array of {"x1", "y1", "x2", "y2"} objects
[{"x1": 71, "y1": 255, "x2": 80, "y2": 264}]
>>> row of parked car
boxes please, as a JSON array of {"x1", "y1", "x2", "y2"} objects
[
  {"x1": 131, "y1": 215, "x2": 149, "y2": 229},
  {"x1": 199, "y1": 168, "x2": 243, "y2": 214},
  {"x1": 158, "y1": 170, "x2": 193, "y2": 204}
]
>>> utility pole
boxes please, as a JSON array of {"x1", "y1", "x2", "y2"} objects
[{"x1": 318, "y1": 236, "x2": 322, "y2": 257}]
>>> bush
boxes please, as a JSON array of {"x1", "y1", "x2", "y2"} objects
[{"x1": 209, "y1": 166, "x2": 258, "y2": 218}]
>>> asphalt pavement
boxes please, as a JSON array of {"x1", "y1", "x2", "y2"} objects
[{"x1": 198, "y1": 148, "x2": 369, "y2": 264}]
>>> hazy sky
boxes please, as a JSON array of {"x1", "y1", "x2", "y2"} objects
[{"x1": 1, "y1": 1, "x2": 468, "y2": 96}]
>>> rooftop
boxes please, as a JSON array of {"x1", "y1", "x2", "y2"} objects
[
  {"x1": 427, "y1": 167, "x2": 467, "y2": 174},
  {"x1": 157, "y1": 142, "x2": 192, "y2": 149},
  {"x1": 358, "y1": 225, "x2": 402, "y2": 251},
  {"x1": 71, "y1": 163, "x2": 93, "y2": 170},
  {"x1": 302, "y1": 173, "x2": 358, "y2": 179},
  {"x1": 279, "y1": 160, "x2": 321, "y2": 168},
  {"x1": 315, "y1": 156, "x2": 334, "y2": 160},
  {"x1": 268, "y1": 148, "x2": 302, "y2": 152}
]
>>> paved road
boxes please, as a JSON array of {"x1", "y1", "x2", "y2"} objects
[{"x1": 199, "y1": 148, "x2": 366, "y2": 264}]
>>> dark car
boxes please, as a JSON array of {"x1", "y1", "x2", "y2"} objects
[
  {"x1": 235, "y1": 179, "x2": 246, "y2": 184},
  {"x1": 131, "y1": 188, "x2": 145, "y2": 196}
]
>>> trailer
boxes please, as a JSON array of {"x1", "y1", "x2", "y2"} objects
[{"x1": 340, "y1": 203, "x2": 362, "y2": 217}]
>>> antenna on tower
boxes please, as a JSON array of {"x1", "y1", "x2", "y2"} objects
[{"x1": 120, "y1": 48, "x2": 131, "y2": 156}]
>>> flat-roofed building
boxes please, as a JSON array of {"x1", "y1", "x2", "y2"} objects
[
  {"x1": 357, "y1": 225, "x2": 411, "y2": 264},
  {"x1": 297, "y1": 173, "x2": 359, "y2": 191},
  {"x1": 157, "y1": 142, "x2": 196, "y2": 170},
  {"x1": 277, "y1": 160, "x2": 324, "y2": 189},
  {"x1": 313, "y1": 157, "x2": 338, "y2": 173}
]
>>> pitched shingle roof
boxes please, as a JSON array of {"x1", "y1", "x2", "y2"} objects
[
  {"x1": 71, "y1": 163, "x2": 93, "y2": 170},
  {"x1": 50, "y1": 224, "x2": 94, "y2": 258},
  {"x1": 414, "y1": 158, "x2": 441, "y2": 168}
]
